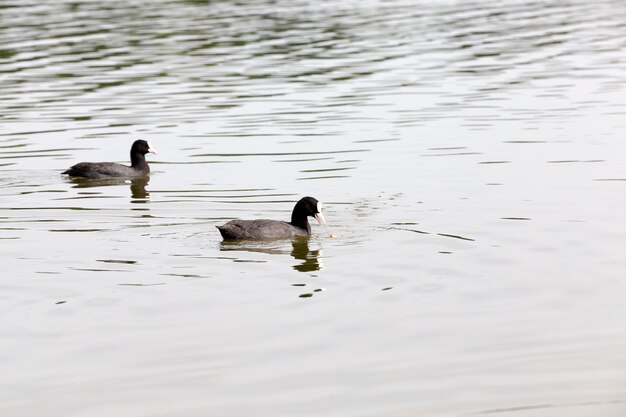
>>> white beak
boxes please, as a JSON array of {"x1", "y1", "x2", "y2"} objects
[
  {"x1": 314, "y1": 212, "x2": 325, "y2": 225},
  {"x1": 147, "y1": 142, "x2": 157, "y2": 155}
]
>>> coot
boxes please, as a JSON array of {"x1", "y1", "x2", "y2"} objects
[
  {"x1": 217, "y1": 196, "x2": 325, "y2": 240},
  {"x1": 62, "y1": 140, "x2": 157, "y2": 179}
]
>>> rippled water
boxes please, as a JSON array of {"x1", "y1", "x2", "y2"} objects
[{"x1": 2, "y1": 1, "x2": 626, "y2": 416}]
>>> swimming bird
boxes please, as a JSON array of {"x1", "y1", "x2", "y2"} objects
[
  {"x1": 217, "y1": 196, "x2": 325, "y2": 240},
  {"x1": 62, "y1": 139, "x2": 157, "y2": 179}
]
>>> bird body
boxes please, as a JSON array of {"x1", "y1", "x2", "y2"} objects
[
  {"x1": 217, "y1": 219, "x2": 310, "y2": 240},
  {"x1": 63, "y1": 140, "x2": 156, "y2": 179},
  {"x1": 217, "y1": 197, "x2": 325, "y2": 240},
  {"x1": 63, "y1": 162, "x2": 146, "y2": 179}
]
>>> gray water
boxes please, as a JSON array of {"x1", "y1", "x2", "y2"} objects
[{"x1": 2, "y1": 0, "x2": 626, "y2": 416}]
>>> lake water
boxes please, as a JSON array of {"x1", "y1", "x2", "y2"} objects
[{"x1": 2, "y1": 0, "x2": 626, "y2": 416}]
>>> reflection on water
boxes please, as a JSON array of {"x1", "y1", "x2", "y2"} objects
[
  {"x1": 290, "y1": 237, "x2": 322, "y2": 272},
  {"x1": 66, "y1": 175, "x2": 150, "y2": 201},
  {"x1": 219, "y1": 237, "x2": 322, "y2": 273},
  {"x1": 129, "y1": 176, "x2": 149, "y2": 201}
]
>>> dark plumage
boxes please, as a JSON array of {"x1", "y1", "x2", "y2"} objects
[
  {"x1": 217, "y1": 196, "x2": 325, "y2": 240},
  {"x1": 62, "y1": 140, "x2": 157, "y2": 179}
]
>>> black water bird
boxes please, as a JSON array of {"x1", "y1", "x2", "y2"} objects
[
  {"x1": 217, "y1": 197, "x2": 325, "y2": 240},
  {"x1": 63, "y1": 140, "x2": 157, "y2": 179}
]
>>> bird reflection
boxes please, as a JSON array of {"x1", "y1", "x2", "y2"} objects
[
  {"x1": 219, "y1": 237, "x2": 322, "y2": 272},
  {"x1": 290, "y1": 237, "x2": 322, "y2": 272},
  {"x1": 67, "y1": 175, "x2": 150, "y2": 202},
  {"x1": 129, "y1": 176, "x2": 149, "y2": 201}
]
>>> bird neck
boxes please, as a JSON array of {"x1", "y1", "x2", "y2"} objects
[
  {"x1": 130, "y1": 152, "x2": 149, "y2": 172},
  {"x1": 290, "y1": 211, "x2": 311, "y2": 233}
]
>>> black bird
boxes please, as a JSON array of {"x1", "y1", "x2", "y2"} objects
[
  {"x1": 217, "y1": 196, "x2": 325, "y2": 240},
  {"x1": 63, "y1": 140, "x2": 157, "y2": 179}
]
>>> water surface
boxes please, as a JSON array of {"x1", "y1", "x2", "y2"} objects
[{"x1": 2, "y1": 1, "x2": 626, "y2": 416}]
